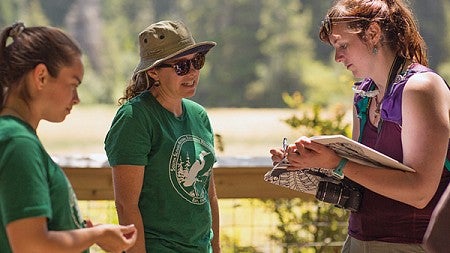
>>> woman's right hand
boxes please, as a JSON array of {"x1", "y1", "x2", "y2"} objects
[{"x1": 95, "y1": 224, "x2": 137, "y2": 253}]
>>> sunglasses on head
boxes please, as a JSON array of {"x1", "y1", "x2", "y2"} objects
[
  {"x1": 158, "y1": 52, "x2": 206, "y2": 76},
  {"x1": 321, "y1": 16, "x2": 372, "y2": 35}
]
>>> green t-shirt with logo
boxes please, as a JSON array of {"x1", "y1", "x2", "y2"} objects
[
  {"x1": 0, "y1": 116, "x2": 87, "y2": 253},
  {"x1": 105, "y1": 91, "x2": 215, "y2": 253}
]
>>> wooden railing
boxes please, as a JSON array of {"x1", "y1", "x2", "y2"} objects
[{"x1": 59, "y1": 155, "x2": 313, "y2": 201}]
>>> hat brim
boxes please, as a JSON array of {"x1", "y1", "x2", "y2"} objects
[{"x1": 133, "y1": 41, "x2": 216, "y2": 76}]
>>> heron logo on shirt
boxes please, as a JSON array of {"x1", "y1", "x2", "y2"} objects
[{"x1": 169, "y1": 135, "x2": 215, "y2": 205}]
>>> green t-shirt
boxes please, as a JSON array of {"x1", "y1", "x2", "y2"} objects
[
  {"x1": 105, "y1": 91, "x2": 216, "y2": 253},
  {"x1": 0, "y1": 116, "x2": 86, "y2": 253}
]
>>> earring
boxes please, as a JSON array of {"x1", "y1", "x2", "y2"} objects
[
  {"x1": 372, "y1": 46, "x2": 378, "y2": 55},
  {"x1": 154, "y1": 80, "x2": 160, "y2": 87}
]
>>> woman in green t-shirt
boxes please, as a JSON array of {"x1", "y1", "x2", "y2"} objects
[
  {"x1": 105, "y1": 20, "x2": 221, "y2": 253},
  {"x1": 0, "y1": 22, "x2": 137, "y2": 253}
]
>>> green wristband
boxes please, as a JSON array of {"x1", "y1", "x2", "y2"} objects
[{"x1": 332, "y1": 158, "x2": 348, "y2": 180}]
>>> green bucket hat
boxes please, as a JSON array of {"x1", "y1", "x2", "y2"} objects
[{"x1": 133, "y1": 20, "x2": 216, "y2": 78}]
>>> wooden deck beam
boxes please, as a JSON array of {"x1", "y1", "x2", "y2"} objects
[{"x1": 63, "y1": 165, "x2": 312, "y2": 200}]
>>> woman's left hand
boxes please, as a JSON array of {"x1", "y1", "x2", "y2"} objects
[{"x1": 285, "y1": 136, "x2": 341, "y2": 170}]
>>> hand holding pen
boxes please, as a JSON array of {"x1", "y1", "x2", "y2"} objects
[{"x1": 272, "y1": 137, "x2": 290, "y2": 169}]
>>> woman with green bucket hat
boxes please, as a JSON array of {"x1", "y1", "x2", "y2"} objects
[{"x1": 105, "y1": 20, "x2": 220, "y2": 253}]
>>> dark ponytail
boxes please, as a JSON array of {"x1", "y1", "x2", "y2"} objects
[
  {"x1": 0, "y1": 22, "x2": 82, "y2": 108},
  {"x1": 0, "y1": 23, "x2": 22, "y2": 106}
]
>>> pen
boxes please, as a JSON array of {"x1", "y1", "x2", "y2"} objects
[
  {"x1": 273, "y1": 137, "x2": 289, "y2": 170},
  {"x1": 282, "y1": 137, "x2": 288, "y2": 157}
]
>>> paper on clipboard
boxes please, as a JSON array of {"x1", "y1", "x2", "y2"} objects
[{"x1": 263, "y1": 135, "x2": 414, "y2": 195}]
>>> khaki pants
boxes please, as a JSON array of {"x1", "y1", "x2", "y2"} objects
[{"x1": 342, "y1": 236, "x2": 425, "y2": 253}]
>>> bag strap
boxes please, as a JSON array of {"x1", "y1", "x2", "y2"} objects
[
  {"x1": 355, "y1": 82, "x2": 376, "y2": 142},
  {"x1": 446, "y1": 81, "x2": 450, "y2": 172}
]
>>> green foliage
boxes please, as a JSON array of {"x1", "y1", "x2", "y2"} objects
[
  {"x1": 40, "y1": 0, "x2": 72, "y2": 25},
  {"x1": 0, "y1": 0, "x2": 19, "y2": 25},
  {"x1": 248, "y1": 0, "x2": 314, "y2": 107},
  {"x1": 300, "y1": 59, "x2": 355, "y2": 107},
  {"x1": 281, "y1": 92, "x2": 351, "y2": 136},
  {"x1": 410, "y1": 0, "x2": 448, "y2": 67},
  {"x1": 261, "y1": 199, "x2": 348, "y2": 253},
  {"x1": 221, "y1": 235, "x2": 263, "y2": 253},
  {"x1": 186, "y1": 0, "x2": 264, "y2": 106},
  {"x1": 0, "y1": 0, "x2": 449, "y2": 106},
  {"x1": 1, "y1": 0, "x2": 50, "y2": 26}
]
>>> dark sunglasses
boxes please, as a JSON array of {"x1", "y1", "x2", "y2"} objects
[
  {"x1": 321, "y1": 16, "x2": 371, "y2": 35},
  {"x1": 158, "y1": 53, "x2": 206, "y2": 76}
]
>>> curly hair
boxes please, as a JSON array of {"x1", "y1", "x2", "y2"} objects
[{"x1": 118, "y1": 71, "x2": 158, "y2": 105}]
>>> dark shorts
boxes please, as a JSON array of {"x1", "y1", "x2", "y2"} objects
[{"x1": 342, "y1": 236, "x2": 425, "y2": 253}]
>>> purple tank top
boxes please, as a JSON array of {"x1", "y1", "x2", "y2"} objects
[{"x1": 351, "y1": 63, "x2": 450, "y2": 243}]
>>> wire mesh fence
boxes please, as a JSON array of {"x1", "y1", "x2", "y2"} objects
[{"x1": 79, "y1": 199, "x2": 346, "y2": 253}]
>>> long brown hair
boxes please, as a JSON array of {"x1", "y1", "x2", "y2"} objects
[
  {"x1": 319, "y1": 0, "x2": 428, "y2": 66},
  {"x1": 0, "y1": 23, "x2": 82, "y2": 108},
  {"x1": 118, "y1": 71, "x2": 157, "y2": 105}
]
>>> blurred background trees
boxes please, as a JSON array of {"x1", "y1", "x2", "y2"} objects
[{"x1": 1, "y1": 0, "x2": 448, "y2": 107}]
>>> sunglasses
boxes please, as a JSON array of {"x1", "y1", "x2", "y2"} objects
[
  {"x1": 158, "y1": 53, "x2": 206, "y2": 76},
  {"x1": 321, "y1": 16, "x2": 372, "y2": 35}
]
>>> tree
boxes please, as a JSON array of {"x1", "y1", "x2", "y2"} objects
[
  {"x1": 0, "y1": 0, "x2": 20, "y2": 26},
  {"x1": 409, "y1": 0, "x2": 448, "y2": 68},
  {"x1": 246, "y1": 0, "x2": 313, "y2": 107},
  {"x1": 180, "y1": 0, "x2": 264, "y2": 107},
  {"x1": 40, "y1": 0, "x2": 73, "y2": 25},
  {"x1": 1, "y1": 0, "x2": 448, "y2": 107}
]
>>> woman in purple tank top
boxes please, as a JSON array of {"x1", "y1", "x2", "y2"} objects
[{"x1": 270, "y1": 0, "x2": 450, "y2": 252}]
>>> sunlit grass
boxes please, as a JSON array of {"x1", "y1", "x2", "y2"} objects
[{"x1": 38, "y1": 105, "x2": 300, "y2": 157}]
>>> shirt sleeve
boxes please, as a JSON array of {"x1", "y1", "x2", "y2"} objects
[
  {"x1": 0, "y1": 136, "x2": 52, "y2": 225},
  {"x1": 104, "y1": 104, "x2": 152, "y2": 166}
]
